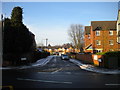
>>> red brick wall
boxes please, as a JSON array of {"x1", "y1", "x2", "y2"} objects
[{"x1": 76, "y1": 53, "x2": 93, "y2": 64}]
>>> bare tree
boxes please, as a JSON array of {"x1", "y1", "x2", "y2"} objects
[{"x1": 68, "y1": 24, "x2": 84, "y2": 51}]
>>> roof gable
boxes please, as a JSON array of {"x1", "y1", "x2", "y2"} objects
[{"x1": 91, "y1": 21, "x2": 117, "y2": 31}]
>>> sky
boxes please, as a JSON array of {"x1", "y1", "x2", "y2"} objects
[{"x1": 2, "y1": 2, "x2": 119, "y2": 46}]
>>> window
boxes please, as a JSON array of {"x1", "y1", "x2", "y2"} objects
[
  {"x1": 109, "y1": 40, "x2": 114, "y2": 45},
  {"x1": 109, "y1": 31, "x2": 113, "y2": 35},
  {"x1": 96, "y1": 40, "x2": 101, "y2": 45},
  {"x1": 96, "y1": 31, "x2": 100, "y2": 36}
]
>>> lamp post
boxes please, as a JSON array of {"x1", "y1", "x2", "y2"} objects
[
  {"x1": 46, "y1": 38, "x2": 48, "y2": 48},
  {"x1": 44, "y1": 38, "x2": 48, "y2": 51}
]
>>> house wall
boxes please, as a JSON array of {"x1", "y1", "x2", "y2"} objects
[
  {"x1": 84, "y1": 26, "x2": 93, "y2": 53},
  {"x1": 93, "y1": 30, "x2": 119, "y2": 52},
  {"x1": 84, "y1": 35, "x2": 91, "y2": 48}
]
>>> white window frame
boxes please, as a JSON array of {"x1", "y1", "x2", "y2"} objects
[
  {"x1": 96, "y1": 40, "x2": 101, "y2": 45},
  {"x1": 109, "y1": 40, "x2": 114, "y2": 45},
  {"x1": 96, "y1": 31, "x2": 100, "y2": 36},
  {"x1": 109, "y1": 31, "x2": 113, "y2": 36}
]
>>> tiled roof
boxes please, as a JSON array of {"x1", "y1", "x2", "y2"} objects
[
  {"x1": 91, "y1": 21, "x2": 117, "y2": 31},
  {"x1": 85, "y1": 26, "x2": 91, "y2": 35}
]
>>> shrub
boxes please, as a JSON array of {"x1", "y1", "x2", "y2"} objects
[{"x1": 33, "y1": 51, "x2": 50, "y2": 62}]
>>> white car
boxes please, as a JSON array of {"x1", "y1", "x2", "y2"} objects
[{"x1": 61, "y1": 54, "x2": 69, "y2": 60}]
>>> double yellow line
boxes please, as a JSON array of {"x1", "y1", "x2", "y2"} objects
[{"x1": 0, "y1": 86, "x2": 13, "y2": 90}]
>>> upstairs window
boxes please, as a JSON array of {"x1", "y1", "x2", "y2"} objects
[
  {"x1": 109, "y1": 31, "x2": 113, "y2": 36},
  {"x1": 96, "y1": 31, "x2": 100, "y2": 36},
  {"x1": 96, "y1": 40, "x2": 101, "y2": 45},
  {"x1": 109, "y1": 40, "x2": 114, "y2": 45}
]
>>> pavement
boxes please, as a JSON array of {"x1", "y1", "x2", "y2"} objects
[
  {"x1": 69, "y1": 59, "x2": 120, "y2": 74},
  {"x1": 1, "y1": 56, "x2": 54, "y2": 70},
  {"x1": 1, "y1": 56, "x2": 120, "y2": 74}
]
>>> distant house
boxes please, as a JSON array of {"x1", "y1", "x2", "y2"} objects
[{"x1": 84, "y1": 21, "x2": 120, "y2": 53}]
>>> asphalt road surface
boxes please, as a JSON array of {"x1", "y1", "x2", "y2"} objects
[{"x1": 2, "y1": 56, "x2": 120, "y2": 89}]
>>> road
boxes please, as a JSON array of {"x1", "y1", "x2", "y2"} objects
[{"x1": 2, "y1": 56, "x2": 120, "y2": 89}]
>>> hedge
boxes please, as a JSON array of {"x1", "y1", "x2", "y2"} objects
[{"x1": 96, "y1": 51, "x2": 120, "y2": 57}]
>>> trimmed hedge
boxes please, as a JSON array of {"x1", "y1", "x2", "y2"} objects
[
  {"x1": 96, "y1": 51, "x2": 120, "y2": 57},
  {"x1": 104, "y1": 51, "x2": 120, "y2": 57},
  {"x1": 96, "y1": 51, "x2": 120, "y2": 69}
]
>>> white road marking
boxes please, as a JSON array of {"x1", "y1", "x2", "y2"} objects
[
  {"x1": 66, "y1": 72, "x2": 71, "y2": 74},
  {"x1": 105, "y1": 84, "x2": 120, "y2": 86},
  {"x1": 51, "y1": 68, "x2": 62, "y2": 74},
  {"x1": 37, "y1": 72, "x2": 49, "y2": 74},
  {"x1": 17, "y1": 78, "x2": 72, "y2": 84}
]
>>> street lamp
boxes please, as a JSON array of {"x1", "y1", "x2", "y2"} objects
[{"x1": 46, "y1": 38, "x2": 48, "y2": 48}]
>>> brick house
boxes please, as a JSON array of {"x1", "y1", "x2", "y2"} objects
[
  {"x1": 84, "y1": 21, "x2": 120, "y2": 53},
  {"x1": 117, "y1": 10, "x2": 120, "y2": 44}
]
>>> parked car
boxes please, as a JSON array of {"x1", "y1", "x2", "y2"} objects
[
  {"x1": 55, "y1": 52, "x2": 59, "y2": 56},
  {"x1": 61, "y1": 54, "x2": 69, "y2": 60}
]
